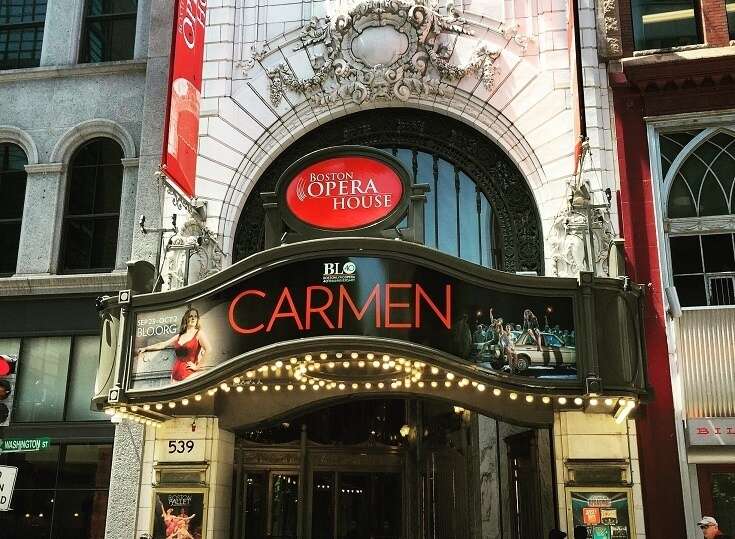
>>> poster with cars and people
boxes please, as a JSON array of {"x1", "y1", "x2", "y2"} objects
[
  {"x1": 130, "y1": 255, "x2": 578, "y2": 390},
  {"x1": 568, "y1": 489, "x2": 633, "y2": 538}
]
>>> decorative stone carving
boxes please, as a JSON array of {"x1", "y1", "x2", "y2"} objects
[
  {"x1": 499, "y1": 22, "x2": 532, "y2": 50},
  {"x1": 160, "y1": 217, "x2": 223, "y2": 291},
  {"x1": 264, "y1": 0, "x2": 500, "y2": 106},
  {"x1": 596, "y1": 0, "x2": 623, "y2": 59},
  {"x1": 666, "y1": 215, "x2": 735, "y2": 234},
  {"x1": 549, "y1": 145, "x2": 615, "y2": 277}
]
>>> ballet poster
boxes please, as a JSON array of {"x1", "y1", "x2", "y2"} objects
[{"x1": 152, "y1": 489, "x2": 206, "y2": 539}]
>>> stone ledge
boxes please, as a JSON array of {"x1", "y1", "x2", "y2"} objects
[
  {"x1": 0, "y1": 60, "x2": 147, "y2": 84},
  {"x1": 24, "y1": 162, "x2": 65, "y2": 174},
  {"x1": 0, "y1": 271, "x2": 128, "y2": 296}
]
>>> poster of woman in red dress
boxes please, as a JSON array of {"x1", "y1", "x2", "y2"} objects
[{"x1": 137, "y1": 308, "x2": 212, "y2": 383}]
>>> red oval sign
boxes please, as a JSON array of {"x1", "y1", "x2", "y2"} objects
[{"x1": 285, "y1": 156, "x2": 404, "y2": 230}]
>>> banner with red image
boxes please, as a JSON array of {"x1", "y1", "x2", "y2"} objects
[{"x1": 162, "y1": 0, "x2": 208, "y2": 198}]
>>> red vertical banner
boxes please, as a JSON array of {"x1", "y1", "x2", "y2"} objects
[{"x1": 162, "y1": 0, "x2": 208, "y2": 199}]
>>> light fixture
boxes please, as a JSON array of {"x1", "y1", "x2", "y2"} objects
[
  {"x1": 400, "y1": 424, "x2": 411, "y2": 437},
  {"x1": 614, "y1": 400, "x2": 636, "y2": 424},
  {"x1": 574, "y1": 397, "x2": 583, "y2": 405}
]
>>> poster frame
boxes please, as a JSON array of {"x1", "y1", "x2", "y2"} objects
[
  {"x1": 150, "y1": 486, "x2": 209, "y2": 539},
  {"x1": 565, "y1": 486, "x2": 636, "y2": 538}
]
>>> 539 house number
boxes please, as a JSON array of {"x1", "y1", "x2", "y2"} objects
[
  {"x1": 168, "y1": 440, "x2": 195, "y2": 454},
  {"x1": 155, "y1": 438, "x2": 203, "y2": 461}
]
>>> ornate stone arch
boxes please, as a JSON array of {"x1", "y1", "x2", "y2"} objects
[
  {"x1": 50, "y1": 118, "x2": 137, "y2": 163},
  {"x1": 231, "y1": 108, "x2": 544, "y2": 273},
  {"x1": 0, "y1": 125, "x2": 39, "y2": 164}
]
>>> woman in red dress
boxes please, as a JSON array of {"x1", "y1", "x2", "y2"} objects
[{"x1": 138, "y1": 308, "x2": 211, "y2": 382}]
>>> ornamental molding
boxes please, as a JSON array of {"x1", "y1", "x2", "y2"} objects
[
  {"x1": 254, "y1": 0, "x2": 501, "y2": 107},
  {"x1": 666, "y1": 215, "x2": 735, "y2": 234}
]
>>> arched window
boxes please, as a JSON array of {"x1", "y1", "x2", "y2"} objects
[
  {"x1": 233, "y1": 109, "x2": 541, "y2": 272},
  {"x1": 0, "y1": 143, "x2": 28, "y2": 276},
  {"x1": 388, "y1": 148, "x2": 500, "y2": 268},
  {"x1": 664, "y1": 131, "x2": 735, "y2": 306},
  {"x1": 59, "y1": 138, "x2": 123, "y2": 273}
]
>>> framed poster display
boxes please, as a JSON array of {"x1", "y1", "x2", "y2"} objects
[
  {"x1": 151, "y1": 487, "x2": 207, "y2": 539},
  {"x1": 566, "y1": 487, "x2": 635, "y2": 538}
]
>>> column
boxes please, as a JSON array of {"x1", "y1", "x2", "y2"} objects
[
  {"x1": 16, "y1": 163, "x2": 65, "y2": 274},
  {"x1": 134, "y1": 0, "x2": 152, "y2": 60},
  {"x1": 105, "y1": 420, "x2": 145, "y2": 539},
  {"x1": 117, "y1": 158, "x2": 140, "y2": 270},
  {"x1": 553, "y1": 411, "x2": 646, "y2": 538},
  {"x1": 130, "y1": 0, "x2": 175, "y2": 264},
  {"x1": 39, "y1": 0, "x2": 85, "y2": 66},
  {"x1": 134, "y1": 417, "x2": 235, "y2": 539}
]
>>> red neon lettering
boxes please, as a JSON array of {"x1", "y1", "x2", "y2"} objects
[
  {"x1": 415, "y1": 284, "x2": 451, "y2": 329},
  {"x1": 305, "y1": 286, "x2": 335, "y2": 329},
  {"x1": 697, "y1": 427, "x2": 710, "y2": 435},
  {"x1": 385, "y1": 283, "x2": 412, "y2": 329},
  {"x1": 266, "y1": 287, "x2": 304, "y2": 332},
  {"x1": 228, "y1": 289, "x2": 266, "y2": 334},
  {"x1": 715, "y1": 427, "x2": 722, "y2": 434},
  {"x1": 338, "y1": 285, "x2": 381, "y2": 328}
]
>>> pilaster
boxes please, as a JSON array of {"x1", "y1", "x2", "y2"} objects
[
  {"x1": 105, "y1": 420, "x2": 146, "y2": 539},
  {"x1": 553, "y1": 411, "x2": 646, "y2": 538},
  {"x1": 118, "y1": 158, "x2": 141, "y2": 270},
  {"x1": 39, "y1": 0, "x2": 85, "y2": 66},
  {"x1": 16, "y1": 163, "x2": 65, "y2": 275}
]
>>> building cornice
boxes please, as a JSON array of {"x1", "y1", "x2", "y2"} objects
[
  {"x1": 0, "y1": 60, "x2": 146, "y2": 84},
  {"x1": 0, "y1": 272, "x2": 128, "y2": 297}
]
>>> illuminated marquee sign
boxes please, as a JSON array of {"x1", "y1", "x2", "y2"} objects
[
  {"x1": 129, "y1": 253, "x2": 578, "y2": 391},
  {"x1": 277, "y1": 147, "x2": 411, "y2": 235}
]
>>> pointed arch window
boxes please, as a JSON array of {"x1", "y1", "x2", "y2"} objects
[
  {"x1": 0, "y1": 143, "x2": 28, "y2": 276},
  {"x1": 664, "y1": 130, "x2": 735, "y2": 306},
  {"x1": 59, "y1": 138, "x2": 123, "y2": 273}
]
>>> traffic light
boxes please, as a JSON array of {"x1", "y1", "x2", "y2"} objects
[{"x1": 0, "y1": 354, "x2": 17, "y2": 427}]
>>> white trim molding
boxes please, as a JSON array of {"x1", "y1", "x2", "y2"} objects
[
  {"x1": 50, "y1": 118, "x2": 138, "y2": 163},
  {"x1": 0, "y1": 126, "x2": 40, "y2": 164}
]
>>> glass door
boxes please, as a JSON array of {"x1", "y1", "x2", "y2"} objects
[{"x1": 311, "y1": 471, "x2": 402, "y2": 539}]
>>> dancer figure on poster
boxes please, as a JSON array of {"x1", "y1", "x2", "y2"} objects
[
  {"x1": 169, "y1": 510, "x2": 197, "y2": 539},
  {"x1": 500, "y1": 323, "x2": 517, "y2": 372},
  {"x1": 137, "y1": 308, "x2": 211, "y2": 382},
  {"x1": 522, "y1": 309, "x2": 543, "y2": 351}
]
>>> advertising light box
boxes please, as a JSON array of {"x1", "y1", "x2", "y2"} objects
[{"x1": 131, "y1": 253, "x2": 578, "y2": 390}]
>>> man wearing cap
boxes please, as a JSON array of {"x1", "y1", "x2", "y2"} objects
[{"x1": 699, "y1": 516, "x2": 731, "y2": 539}]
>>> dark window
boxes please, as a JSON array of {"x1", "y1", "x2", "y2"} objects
[
  {"x1": 0, "y1": 0, "x2": 46, "y2": 69},
  {"x1": 79, "y1": 0, "x2": 137, "y2": 63},
  {"x1": 59, "y1": 138, "x2": 123, "y2": 273},
  {"x1": 728, "y1": 0, "x2": 735, "y2": 41},
  {"x1": 12, "y1": 335, "x2": 106, "y2": 423},
  {"x1": 669, "y1": 234, "x2": 735, "y2": 306},
  {"x1": 666, "y1": 132, "x2": 735, "y2": 306},
  {"x1": 388, "y1": 148, "x2": 499, "y2": 269},
  {"x1": 0, "y1": 444, "x2": 112, "y2": 539},
  {"x1": 630, "y1": 0, "x2": 700, "y2": 50},
  {"x1": 0, "y1": 143, "x2": 27, "y2": 275}
]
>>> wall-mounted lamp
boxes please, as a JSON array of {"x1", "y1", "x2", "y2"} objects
[{"x1": 613, "y1": 399, "x2": 636, "y2": 424}]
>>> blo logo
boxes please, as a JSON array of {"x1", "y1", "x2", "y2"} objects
[{"x1": 323, "y1": 262, "x2": 357, "y2": 283}]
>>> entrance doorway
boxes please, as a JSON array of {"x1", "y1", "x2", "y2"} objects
[{"x1": 230, "y1": 399, "x2": 554, "y2": 539}]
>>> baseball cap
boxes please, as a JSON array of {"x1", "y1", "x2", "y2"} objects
[{"x1": 698, "y1": 516, "x2": 718, "y2": 528}]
